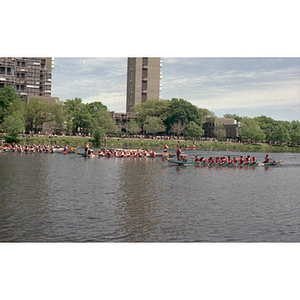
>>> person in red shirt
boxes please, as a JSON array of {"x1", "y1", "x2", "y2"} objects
[
  {"x1": 245, "y1": 155, "x2": 250, "y2": 165},
  {"x1": 239, "y1": 156, "x2": 244, "y2": 165},
  {"x1": 84, "y1": 143, "x2": 89, "y2": 154},
  {"x1": 227, "y1": 156, "x2": 232, "y2": 165},
  {"x1": 233, "y1": 157, "x2": 239, "y2": 166},
  {"x1": 202, "y1": 157, "x2": 208, "y2": 164},
  {"x1": 264, "y1": 154, "x2": 274, "y2": 163},
  {"x1": 220, "y1": 157, "x2": 226, "y2": 165},
  {"x1": 251, "y1": 157, "x2": 257, "y2": 165}
]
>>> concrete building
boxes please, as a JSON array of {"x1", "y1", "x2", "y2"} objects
[
  {"x1": 126, "y1": 57, "x2": 162, "y2": 112},
  {"x1": 203, "y1": 117, "x2": 238, "y2": 139},
  {"x1": 0, "y1": 57, "x2": 54, "y2": 99},
  {"x1": 0, "y1": 57, "x2": 60, "y2": 134},
  {"x1": 110, "y1": 111, "x2": 137, "y2": 132}
]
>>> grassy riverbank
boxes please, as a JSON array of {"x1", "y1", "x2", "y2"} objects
[
  {"x1": 106, "y1": 138, "x2": 300, "y2": 153},
  {"x1": 5, "y1": 135, "x2": 299, "y2": 153}
]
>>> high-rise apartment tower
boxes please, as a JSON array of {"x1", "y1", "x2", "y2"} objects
[
  {"x1": 126, "y1": 57, "x2": 162, "y2": 112},
  {"x1": 0, "y1": 57, "x2": 54, "y2": 99}
]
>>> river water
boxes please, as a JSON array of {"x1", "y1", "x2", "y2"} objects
[{"x1": 1, "y1": 150, "x2": 300, "y2": 242}]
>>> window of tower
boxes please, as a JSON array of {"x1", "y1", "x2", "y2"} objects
[
  {"x1": 142, "y1": 80, "x2": 147, "y2": 90},
  {"x1": 142, "y1": 57, "x2": 148, "y2": 65},
  {"x1": 142, "y1": 68, "x2": 148, "y2": 78},
  {"x1": 141, "y1": 93, "x2": 147, "y2": 102}
]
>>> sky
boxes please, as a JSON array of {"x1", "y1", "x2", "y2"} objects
[{"x1": 52, "y1": 57, "x2": 300, "y2": 122}]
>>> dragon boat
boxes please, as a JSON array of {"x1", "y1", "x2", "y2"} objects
[{"x1": 165, "y1": 157, "x2": 284, "y2": 167}]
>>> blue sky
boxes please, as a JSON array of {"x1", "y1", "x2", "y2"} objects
[{"x1": 52, "y1": 57, "x2": 300, "y2": 121}]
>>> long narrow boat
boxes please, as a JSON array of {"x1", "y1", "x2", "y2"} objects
[
  {"x1": 165, "y1": 157, "x2": 284, "y2": 167},
  {"x1": 77, "y1": 152, "x2": 89, "y2": 157}
]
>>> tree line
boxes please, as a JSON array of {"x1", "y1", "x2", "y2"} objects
[
  {"x1": 0, "y1": 85, "x2": 116, "y2": 141},
  {"x1": 224, "y1": 114, "x2": 300, "y2": 145},
  {"x1": 1, "y1": 84, "x2": 300, "y2": 145}
]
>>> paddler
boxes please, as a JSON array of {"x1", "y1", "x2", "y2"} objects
[
  {"x1": 208, "y1": 156, "x2": 215, "y2": 166},
  {"x1": 232, "y1": 157, "x2": 239, "y2": 166},
  {"x1": 245, "y1": 155, "x2": 250, "y2": 165},
  {"x1": 251, "y1": 156, "x2": 258, "y2": 165},
  {"x1": 239, "y1": 156, "x2": 244, "y2": 165},
  {"x1": 163, "y1": 143, "x2": 169, "y2": 153},
  {"x1": 227, "y1": 156, "x2": 232, "y2": 165},
  {"x1": 264, "y1": 154, "x2": 274, "y2": 163},
  {"x1": 84, "y1": 143, "x2": 89, "y2": 154},
  {"x1": 176, "y1": 146, "x2": 182, "y2": 161}
]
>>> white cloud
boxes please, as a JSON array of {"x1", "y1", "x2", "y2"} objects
[
  {"x1": 190, "y1": 83, "x2": 300, "y2": 110},
  {"x1": 52, "y1": 57, "x2": 300, "y2": 121},
  {"x1": 161, "y1": 58, "x2": 300, "y2": 118}
]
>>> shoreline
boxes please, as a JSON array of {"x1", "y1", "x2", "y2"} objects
[{"x1": 2, "y1": 135, "x2": 300, "y2": 153}]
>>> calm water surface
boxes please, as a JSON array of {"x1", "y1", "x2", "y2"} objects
[{"x1": 1, "y1": 150, "x2": 300, "y2": 242}]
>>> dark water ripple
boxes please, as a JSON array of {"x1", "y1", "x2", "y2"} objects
[{"x1": 1, "y1": 151, "x2": 300, "y2": 242}]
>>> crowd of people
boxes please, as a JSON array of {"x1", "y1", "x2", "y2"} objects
[
  {"x1": 172, "y1": 148, "x2": 275, "y2": 165},
  {"x1": 193, "y1": 155, "x2": 259, "y2": 166},
  {"x1": 83, "y1": 143, "x2": 157, "y2": 157},
  {"x1": 161, "y1": 143, "x2": 275, "y2": 166},
  {"x1": 85, "y1": 148, "x2": 157, "y2": 158},
  {"x1": 0, "y1": 142, "x2": 70, "y2": 153}
]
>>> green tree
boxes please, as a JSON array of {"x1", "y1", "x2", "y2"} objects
[
  {"x1": 25, "y1": 98, "x2": 52, "y2": 133},
  {"x1": 64, "y1": 97, "x2": 83, "y2": 112},
  {"x1": 50, "y1": 100, "x2": 68, "y2": 133},
  {"x1": 213, "y1": 123, "x2": 226, "y2": 140},
  {"x1": 268, "y1": 123, "x2": 291, "y2": 143},
  {"x1": 133, "y1": 99, "x2": 171, "y2": 125},
  {"x1": 144, "y1": 116, "x2": 166, "y2": 136},
  {"x1": 64, "y1": 98, "x2": 91, "y2": 133},
  {"x1": 238, "y1": 117, "x2": 266, "y2": 143},
  {"x1": 0, "y1": 85, "x2": 21, "y2": 123},
  {"x1": 92, "y1": 110, "x2": 117, "y2": 134},
  {"x1": 291, "y1": 120, "x2": 300, "y2": 130},
  {"x1": 166, "y1": 98, "x2": 203, "y2": 132},
  {"x1": 290, "y1": 126, "x2": 300, "y2": 145},
  {"x1": 7, "y1": 97, "x2": 26, "y2": 118},
  {"x1": 280, "y1": 120, "x2": 292, "y2": 132},
  {"x1": 125, "y1": 119, "x2": 141, "y2": 135},
  {"x1": 254, "y1": 116, "x2": 277, "y2": 142},
  {"x1": 73, "y1": 103, "x2": 92, "y2": 133},
  {"x1": 2, "y1": 112, "x2": 25, "y2": 140},
  {"x1": 92, "y1": 126, "x2": 106, "y2": 145},
  {"x1": 186, "y1": 121, "x2": 204, "y2": 138},
  {"x1": 86, "y1": 101, "x2": 108, "y2": 116}
]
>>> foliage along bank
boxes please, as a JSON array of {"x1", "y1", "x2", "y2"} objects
[{"x1": 1, "y1": 85, "x2": 300, "y2": 148}]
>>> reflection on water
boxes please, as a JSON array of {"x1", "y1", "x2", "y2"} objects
[{"x1": 0, "y1": 151, "x2": 300, "y2": 242}]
